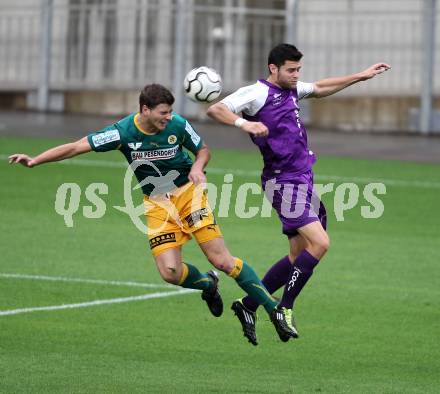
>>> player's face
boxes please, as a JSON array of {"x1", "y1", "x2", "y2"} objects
[
  {"x1": 142, "y1": 103, "x2": 173, "y2": 132},
  {"x1": 270, "y1": 60, "x2": 301, "y2": 90}
]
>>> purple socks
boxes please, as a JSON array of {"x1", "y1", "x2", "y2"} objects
[
  {"x1": 242, "y1": 250, "x2": 320, "y2": 312},
  {"x1": 279, "y1": 250, "x2": 319, "y2": 308}
]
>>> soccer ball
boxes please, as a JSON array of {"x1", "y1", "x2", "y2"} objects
[{"x1": 183, "y1": 66, "x2": 222, "y2": 103}]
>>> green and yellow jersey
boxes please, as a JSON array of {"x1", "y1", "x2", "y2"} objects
[{"x1": 87, "y1": 112, "x2": 203, "y2": 196}]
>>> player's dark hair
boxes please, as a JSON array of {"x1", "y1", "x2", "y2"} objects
[
  {"x1": 139, "y1": 84, "x2": 175, "y2": 110},
  {"x1": 268, "y1": 43, "x2": 303, "y2": 72}
]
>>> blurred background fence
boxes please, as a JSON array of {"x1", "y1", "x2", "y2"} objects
[{"x1": 0, "y1": 0, "x2": 439, "y2": 132}]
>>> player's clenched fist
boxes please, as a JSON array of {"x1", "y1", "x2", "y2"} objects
[
  {"x1": 188, "y1": 169, "x2": 207, "y2": 186},
  {"x1": 241, "y1": 121, "x2": 269, "y2": 137}
]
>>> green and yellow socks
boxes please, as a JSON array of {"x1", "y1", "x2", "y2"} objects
[
  {"x1": 177, "y1": 259, "x2": 277, "y2": 314},
  {"x1": 178, "y1": 262, "x2": 213, "y2": 291},
  {"x1": 228, "y1": 258, "x2": 277, "y2": 313}
]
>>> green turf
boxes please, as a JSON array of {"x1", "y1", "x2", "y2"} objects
[{"x1": 0, "y1": 136, "x2": 439, "y2": 393}]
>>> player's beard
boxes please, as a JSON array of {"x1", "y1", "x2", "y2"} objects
[{"x1": 276, "y1": 76, "x2": 296, "y2": 90}]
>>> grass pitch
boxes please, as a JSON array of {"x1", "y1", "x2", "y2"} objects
[{"x1": 0, "y1": 136, "x2": 439, "y2": 393}]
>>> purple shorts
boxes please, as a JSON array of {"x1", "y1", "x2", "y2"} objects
[{"x1": 262, "y1": 170, "x2": 327, "y2": 237}]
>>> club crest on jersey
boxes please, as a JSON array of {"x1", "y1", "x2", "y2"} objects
[
  {"x1": 128, "y1": 142, "x2": 142, "y2": 150},
  {"x1": 273, "y1": 92, "x2": 283, "y2": 106},
  {"x1": 168, "y1": 135, "x2": 177, "y2": 144}
]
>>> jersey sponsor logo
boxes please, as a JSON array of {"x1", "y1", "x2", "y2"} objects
[
  {"x1": 128, "y1": 142, "x2": 142, "y2": 150},
  {"x1": 149, "y1": 232, "x2": 176, "y2": 249},
  {"x1": 272, "y1": 93, "x2": 284, "y2": 106},
  {"x1": 92, "y1": 129, "x2": 120, "y2": 147},
  {"x1": 131, "y1": 145, "x2": 179, "y2": 161},
  {"x1": 294, "y1": 108, "x2": 302, "y2": 131},
  {"x1": 184, "y1": 207, "x2": 210, "y2": 227},
  {"x1": 185, "y1": 121, "x2": 201, "y2": 146},
  {"x1": 168, "y1": 135, "x2": 177, "y2": 144}
]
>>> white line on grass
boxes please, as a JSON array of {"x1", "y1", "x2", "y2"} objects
[
  {"x1": 0, "y1": 289, "x2": 196, "y2": 317},
  {"x1": 2, "y1": 154, "x2": 440, "y2": 189},
  {"x1": 0, "y1": 272, "x2": 175, "y2": 289},
  {"x1": 313, "y1": 174, "x2": 440, "y2": 189},
  {"x1": 210, "y1": 169, "x2": 440, "y2": 189}
]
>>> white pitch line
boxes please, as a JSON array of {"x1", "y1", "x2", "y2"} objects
[
  {"x1": 0, "y1": 289, "x2": 196, "y2": 317},
  {"x1": 313, "y1": 174, "x2": 440, "y2": 189},
  {"x1": 2, "y1": 154, "x2": 440, "y2": 189},
  {"x1": 208, "y1": 169, "x2": 440, "y2": 189},
  {"x1": 0, "y1": 273, "x2": 175, "y2": 289},
  {"x1": 58, "y1": 157, "x2": 125, "y2": 169}
]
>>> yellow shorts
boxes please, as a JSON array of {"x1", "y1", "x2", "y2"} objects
[{"x1": 144, "y1": 182, "x2": 222, "y2": 256}]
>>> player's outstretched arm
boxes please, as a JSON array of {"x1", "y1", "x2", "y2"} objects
[
  {"x1": 311, "y1": 62, "x2": 391, "y2": 98},
  {"x1": 8, "y1": 136, "x2": 92, "y2": 168},
  {"x1": 207, "y1": 103, "x2": 268, "y2": 137},
  {"x1": 189, "y1": 144, "x2": 210, "y2": 185}
]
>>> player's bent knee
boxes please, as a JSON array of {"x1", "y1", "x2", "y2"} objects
[
  {"x1": 315, "y1": 236, "x2": 330, "y2": 257},
  {"x1": 161, "y1": 271, "x2": 180, "y2": 285},
  {"x1": 207, "y1": 257, "x2": 227, "y2": 272},
  {"x1": 157, "y1": 266, "x2": 180, "y2": 285},
  {"x1": 307, "y1": 235, "x2": 330, "y2": 259},
  {"x1": 206, "y1": 253, "x2": 234, "y2": 273},
  {"x1": 323, "y1": 235, "x2": 331, "y2": 252}
]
